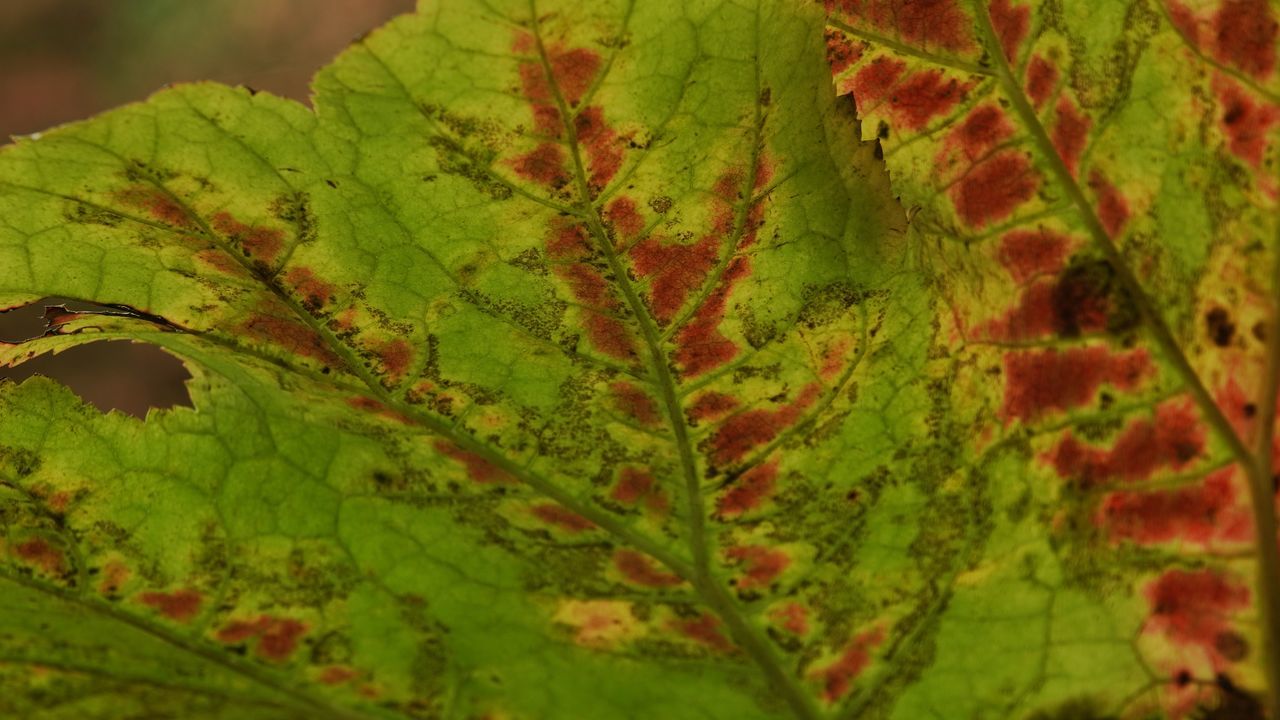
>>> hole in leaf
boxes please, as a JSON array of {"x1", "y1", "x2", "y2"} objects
[{"x1": 0, "y1": 298, "x2": 192, "y2": 418}]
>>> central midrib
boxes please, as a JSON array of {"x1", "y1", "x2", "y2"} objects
[{"x1": 526, "y1": 3, "x2": 822, "y2": 719}]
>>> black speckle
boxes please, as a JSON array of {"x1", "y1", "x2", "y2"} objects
[{"x1": 1206, "y1": 307, "x2": 1235, "y2": 347}]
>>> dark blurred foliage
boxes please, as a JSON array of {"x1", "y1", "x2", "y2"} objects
[{"x1": 0, "y1": 0, "x2": 415, "y2": 417}]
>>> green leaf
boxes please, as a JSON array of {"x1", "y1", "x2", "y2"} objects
[
  {"x1": 0, "y1": 1, "x2": 930, "y2": 718},
  {"x1": 824, "y1": 0, "x2": 1280, "y2": 717}
]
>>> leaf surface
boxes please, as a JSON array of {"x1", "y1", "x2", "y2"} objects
[{"x1": 824, "y1": 0, "x2": 1280, "y2": 717}]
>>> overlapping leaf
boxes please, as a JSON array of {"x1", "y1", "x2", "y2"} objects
[{"x1": 824, "y1": 0, "x2": 1280, "y2": 717}]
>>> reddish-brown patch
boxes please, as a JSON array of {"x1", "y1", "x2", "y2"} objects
[
  {"x1": 319, "y1": 666, "x2": 359, "y2": 685},
  {"x1": 433, "y1": 441, "x2": 515, "y2": 484},
  {"x1": 886, "y1": 70, "x2": 972, "y2": 130},
  {"x1": 547, "y1": 223, "x2": 590, "y2": 261},
  {"x1": 1166, "y1": 0, "x2": 1201, "y2": 44},
  {"x1": 996, "y1": 229, "x2": 1072, "y2": 283},
  {"x1": 631, "y1": 233, "x2": 720, "y2": 324},
  {"x1": 549, "y1": 47, "x2": 603, "y2": 106},
  {"x1": 976, "y1": 282, "x2": 1058, "y2": 341},
  {"x1": 285, "y1": 267, "x2": 335, "y2": 310},
  {"x1": 613, "y1": 550, "x2": 683, "y2": 587},
  {"x1": 709, "y1": 385, "x2": 821, "y2": 465},
  {"x1": 138, "y1": 588, "x2": 203, "y2": 623},
  {"x1": 828, "y1": 0, "x2": 975, "y2": 53},
  {"x1": 46, "y1": 490, "x2": 71, "y2": 514},
  {"x1": 512, "y1": 143, "x2": 569, "y2": 187},
  {"x1": 1047, "y1": 402, "x2": 1204, "y2": 485},
  {"x1": 195, "y1": 248, "x2": 244, "y2": 275},
  {"x1": 531, "y1": 503, "x2": 596, "y2": 533},
  {"x1": 670, "y1": 613, "x2": 735, "y2": 652},
  {"x1": 611, "y1": 467, "x2": 656, "y2": 505},
  {"x1": 374, "y1": 338, "x2": 413, "y2": 381},
  {"x1": 113, "y1": 186, "x2": 195, "y2": 230},
  {"x1": 715, "y1": 460, "x2": 780, "y2": 519},
  {"x1": 1001, "y1": 347, "x2": 1151, "y2": 422},
  {"x1": 575, "y1": 106, "x2": 624, "y2": 190},
  {"x1": 1212, "y1": 0, "x2": 1277, "y2": 79},
  {"x1": 1088, "y1": 171, "x2": 1129, "y2": 237},
  {"x1": 216, "y1": 615, "x2": 306, "y2": 662},
  {"x1": 812, "y1": 626, "x2": 886, "y2": 704},
  {"x1": 1100, "y1": 467, "x2": 1252, "y2": 546},
  {"x1": 819, "y1": 336, "x2": 855, "y2": 380},
  {"x1": 948, "y1": 104, "x2": 1015, "y2": 161},
  {"x1": 547, "y1": 223, "x2": 637, "y2": 360},
  {"x1": 242, "y1": 314, "x2": 341, "y2": 366},
  {"x1": 1052, "y1": 97, "x2": 1091, "y2": 177},
  {"x1": 826, "y1": 28, "x2": 865, "y2": 75},
  {"x1": 609, "y1": 381, "x2": 661, "y2": 426},
  {"x1": 211, "y1": 212, "x2": 284, "y2": 264},
  {"x1": 851, "y1": 57, "x2": 908, "y2": 106},
  {"x1": 98, "y1": 559, "x2": 130, "y2": 595},
  {"x1": 13, "y1": 538, "x2": 63, "y2": 575},
  {"x1": 725, "y1": 545, "x2": 791, "y2": 589},
  {"x1": 1214, "y1": 75, "x2": 1280, "y2": 169},
  {"x1": 688, "y1": 392, "x2": 740, "y2": 423},
  {"x1": 1025, "y1": 55, "x2": 1059, "y2": 109},
  {"x1": 603, "y1": 196, "x2": 644, "y2": 240},
  {"x1": 768, "y1": 602, "x2": 811, "y2": 636},
  {"x1": 1145, "y1": 569, "x2": 1249, "y2": 659},
  {"x1": 951, "y1": 151, "x2": 1039, "y2": 228},
  {"x1": 989, "y1": 0, "x2": 1030, "y2": 62}
]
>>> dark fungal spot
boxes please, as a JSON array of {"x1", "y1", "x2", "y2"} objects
[
  {"x1": 1174, "y1": 669, "x2": 1192, "y2": 687},
  {"x1": 1244, "y1": 402, "x2": 1257, "y2": 418},
  {"x1": 1254, "y1": 321, "x2": 1267, "y2": 342},
  {"x1": 648, "y1": 195, "x2": 673, "y2": 213},
  {"x1": 1206, "y1": 307, "x2": 1235, "y2": 347},
  {"x1": 1215, "y1": 631, "x2": 1249, "y2": 661}
]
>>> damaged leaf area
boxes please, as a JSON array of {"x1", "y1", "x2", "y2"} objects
[
  {"x1": 825, "y1": 0, "x2": 1280, "y2": 718},
  {"x1": 0, "y1": 0, "x2": 926, "y2": 718}
]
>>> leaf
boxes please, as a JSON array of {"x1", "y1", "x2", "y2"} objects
[
  {"x1": 0, "y1": 1, "x2": 938, "y2": 718},
  {"x1": 824, "y1": 0, "x2": 1280, "y2": 717}
]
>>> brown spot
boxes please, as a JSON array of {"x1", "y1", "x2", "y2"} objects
[
  {"x1": 851, "y1": 56, "x2": 907, "y2": 106},
  {"x1": 257, "y1": 618, "x2": 307, "y2": 662},
  {"x1": 611, "y1": 467, "x2": 655, "y2": 504},
  {"x1": 1001, "y1": 347, "x2": 1151, "y2": 421},
  {"x1": 46, "y1": 491, "x2": 72, "y2": 514},
  {"x1": 688, "y1": 392, "x2": 740, "y2": 422},
  {"x1": 1213, "y1": 0, "x2": 1277, "y2": 79},
  {"x1": 113, "y1": 186, "x2": 195, "y2": 230},
  {"x1": 1051, "y1": 97, "x2": 1091, "y2": 177},
  {"x1": 825, "y1": 27, "x2": 864, "y2": 75},
  {"x1": 709, "y1": 385, "x2": 821, "y2": 465},
  {"x1": 1047, "y1": 402, "x2": 1205, "y2": 485},
  {"x1": 1087, "y1": 171, "x2": 1129, "y2": 237},
  {"x1": 715, "y1": 460, "x2": 780, "y2": 519},
  {"x1": 138, "y1": 588, "x2": 203, "y2": 623},
  {"x1": 609, "y1": 382, "x2": 660, "y2": 426},
  {"x1": 989, "y1": 0, "x2": 1030, "y2": 62},
  {"x1": 374, "y1": 338, "x2": 413, "y2": 382},
  {"x1": 670, "y1": 613, "x2": 735, "y2": 652},
  {"x1": 319, "y1": 666, "x2": 359, "y2": 685},
  {"x1": 828, "y1": 0, "x2": 975, "y2": 53},
  {"x1": 1025, "y1": 55, "x2": 1059, "y2": 109},
  {"x1": 434, "y1": 440, "x2": 515, "y2": 484},
  {"x1": 769, "y1": 602, "x2": 810, "y2": 636},
  {"x1": 531, "y1": 503, "x2": 596, "y2": 533},
  {"x1": 951, "y1": 151, "x2": 1039, "y2": 228},
  {"x1": 811, "y1": 626, "x2": 885, "y2": 704},
  {"x1": 631, "y1": 233, "x2": 720, "y2": 325},
  {"x1": 241, "y1": 314, "x2": 341, "y2": 366},
  {"x1": 548, "y1": 47, "x2": 603, "y2": 106},
  {"x1": 1214, "y1": 75, "x2": 1280, "y2": 169},
  {"x1": 1100, "y1": 467, "x2": 1252, "y2": 546},
  {"x1": 98, "y1": 559, "x2": 130, "y2": 595},
  {"x1": 212, "y1": 211, "x2": 285, "y2": 264},
  {"x1": 945, "y1": 104, "x2": 1014, "y2": 162},
  {"x1": 884, "y1": 69, "x2": 972, "y2": 130},
  {"x1": 996, "y1": 229, "x2": 1072, "y2": 283},
  {"x1": 613, "y1": 550, "x2": 682, "y2": 587},
  {"x1": 195, "y1": 248, "x2": 245, "y2": 275},
  {"x1": 1145, "y1": 570, "x2": 1249, "y2": 657},
  {"x1": 512, "y1": 143, "x2": 569, "y2": 187},
  {"x1": 575, "y1": 106, "x2": 624, "y2": 190},
  {"x1": 216, "y1": 616, "x2": 272, "y2": 644},
  {"x1": 1206, "y1": 307, "x2": 1235, "y2": 347},
  {"x1": 725, "y1": 545, "x2": 791, "y2": 589},
  {"x1": 1215, "y1": 631, "x2": 1250, "y2": 662},
  {"x1": 285, "y1": 267, "x2": 335, "y2": 311},
  {"x1": 603, "y1": 196, "x2": 644, "y2": 240},
  {"x1": 13, "y1": 538, "x2": 63, "y2": 575}
]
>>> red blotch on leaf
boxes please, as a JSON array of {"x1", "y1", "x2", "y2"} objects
[
  {"x1": 1088, "y1": 171, "x2": 1130, "y2": 237},
  {"x1": 631, "y1": 234, "x2": 720, "y2": 325},
  {"x1": 614, "y1": 550, "x2": 682, "y2": 587},
  {"x1": 609, "y1": 381, "x2": 661, "y2": 426},
  {"x1": 99, "y1": 560, "x2": 130, "y2": 595},
  {"x1": 512, "y1": 143, "x2": 569, "y2": 187},
  {"x1": 575, "y1": 106, "x2": 624, "y2": 190},
  {"x1": 434, "y1": 440, "x2": 515, "y2": 484},
  {"x1": 1213, "y1": 0, "x2": 1277, "y2": 79},
  {"x1": 951, "y1": 151, "x2": 1039, "y2": 228},
  {"x1": 709, "y1": 385, "x2": 820, "y2": 465},
  {"x1": 769, "y1": 602, "x2": 811, "y2": 636},
  {"x1": 688, "y1": 392, "x2": 740, "y2": 423},
  {"x1": 1214, "y1": 76, "x2": 1280, "y2": 169},
  {"x1": 948, "y1": 104, "x2": 1015, "y2": 161},
  {"x1": 715, "y1": 460, "x2": 780, "y2": 519},
  {"x1": 216, "y1": 615, "x2": 307, "y2": 662},
  {"x1": 996, "y1": 229, "x2": 1072, "y2": 283},
  {"x1": 1052, "y1": 97, "x2": 1091, "y2": 177},
  {"x1": 604, "y1": 196, "x2": 644, "y2": 241},
  {"x1": 812, "y1": 626, "x2": 885, "y2": 704},
  {"x1": 549, "y1": 237, "x2": 637, "y2": 360},
  {"x1": 825, "y1": 28, "x2": 864, "y2": 75},
  {"x1": 828, "y1": 0, "x2": 975, "y2": 53},
  {"x1": 549, "y1": 47, "x2": 602, "y2": 106},
  {"x1": 285, "y1": 267, "x2": 335, "y2": 311},
  {"x1": 212, "y1": 212, "x2": 284, "y2": 264},
  {"x1": 888, "y1": 70, "x2": 972, "y2": 130},
  {"x1": 319, "y1": 666, "x2": 359, "y2": 686},
  {"x1": 1001, "y1": 347, "x2": 1151, "y2": 422},
  {"x1": 1047, "y1": 402, "x2": 1204, "y2": 485},
  {"x1": 242, "y1": 313, "x2": 341, "y2": 366},
  {"x1": 531, "y1": 503, "x2": 596, "y2": 533},
  {"x1": 670, "y1": 613, "x2": 735, "y2": 652},
  {"x1": 611, "y1": 467, "x2": 656, "y2": 505},
  {"x1": 138, "y1": 588, "x2": 203, "y2": 623},
  {"x1": 851, "y1": 57, "x2": 907, "y2": 104},
  {"x1": 1145, "y1": 569, "x2": 1249, "y2": 656},
  {"x1": 726, "y1": 545, "x2": 791, "y2": 589},
  {"x1": 989, "y1": 0, "x2": 1030, "y2": 62},
  {"x1": 195, "y1": 248, "x2": 245, "y2": 276},
  {"x1": 373, "y1": 338, "x2": 413, "y2": 381},
  {"x1": 113, "y1": 186, "x2": 195, "y2": 230},
  {"x1": 13, "y1": 538, "x2": 63, "y2": 575},
  {"x1": 1025, "y1": 55, "x2": 1059, "y2": 109},
  {"x1": 1100, "y1": 467, "x2": 1253, "y2": 546}
]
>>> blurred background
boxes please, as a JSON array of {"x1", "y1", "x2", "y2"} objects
[{"x1": 0, "y1": 0, "x2": 415, "y2": 417}]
